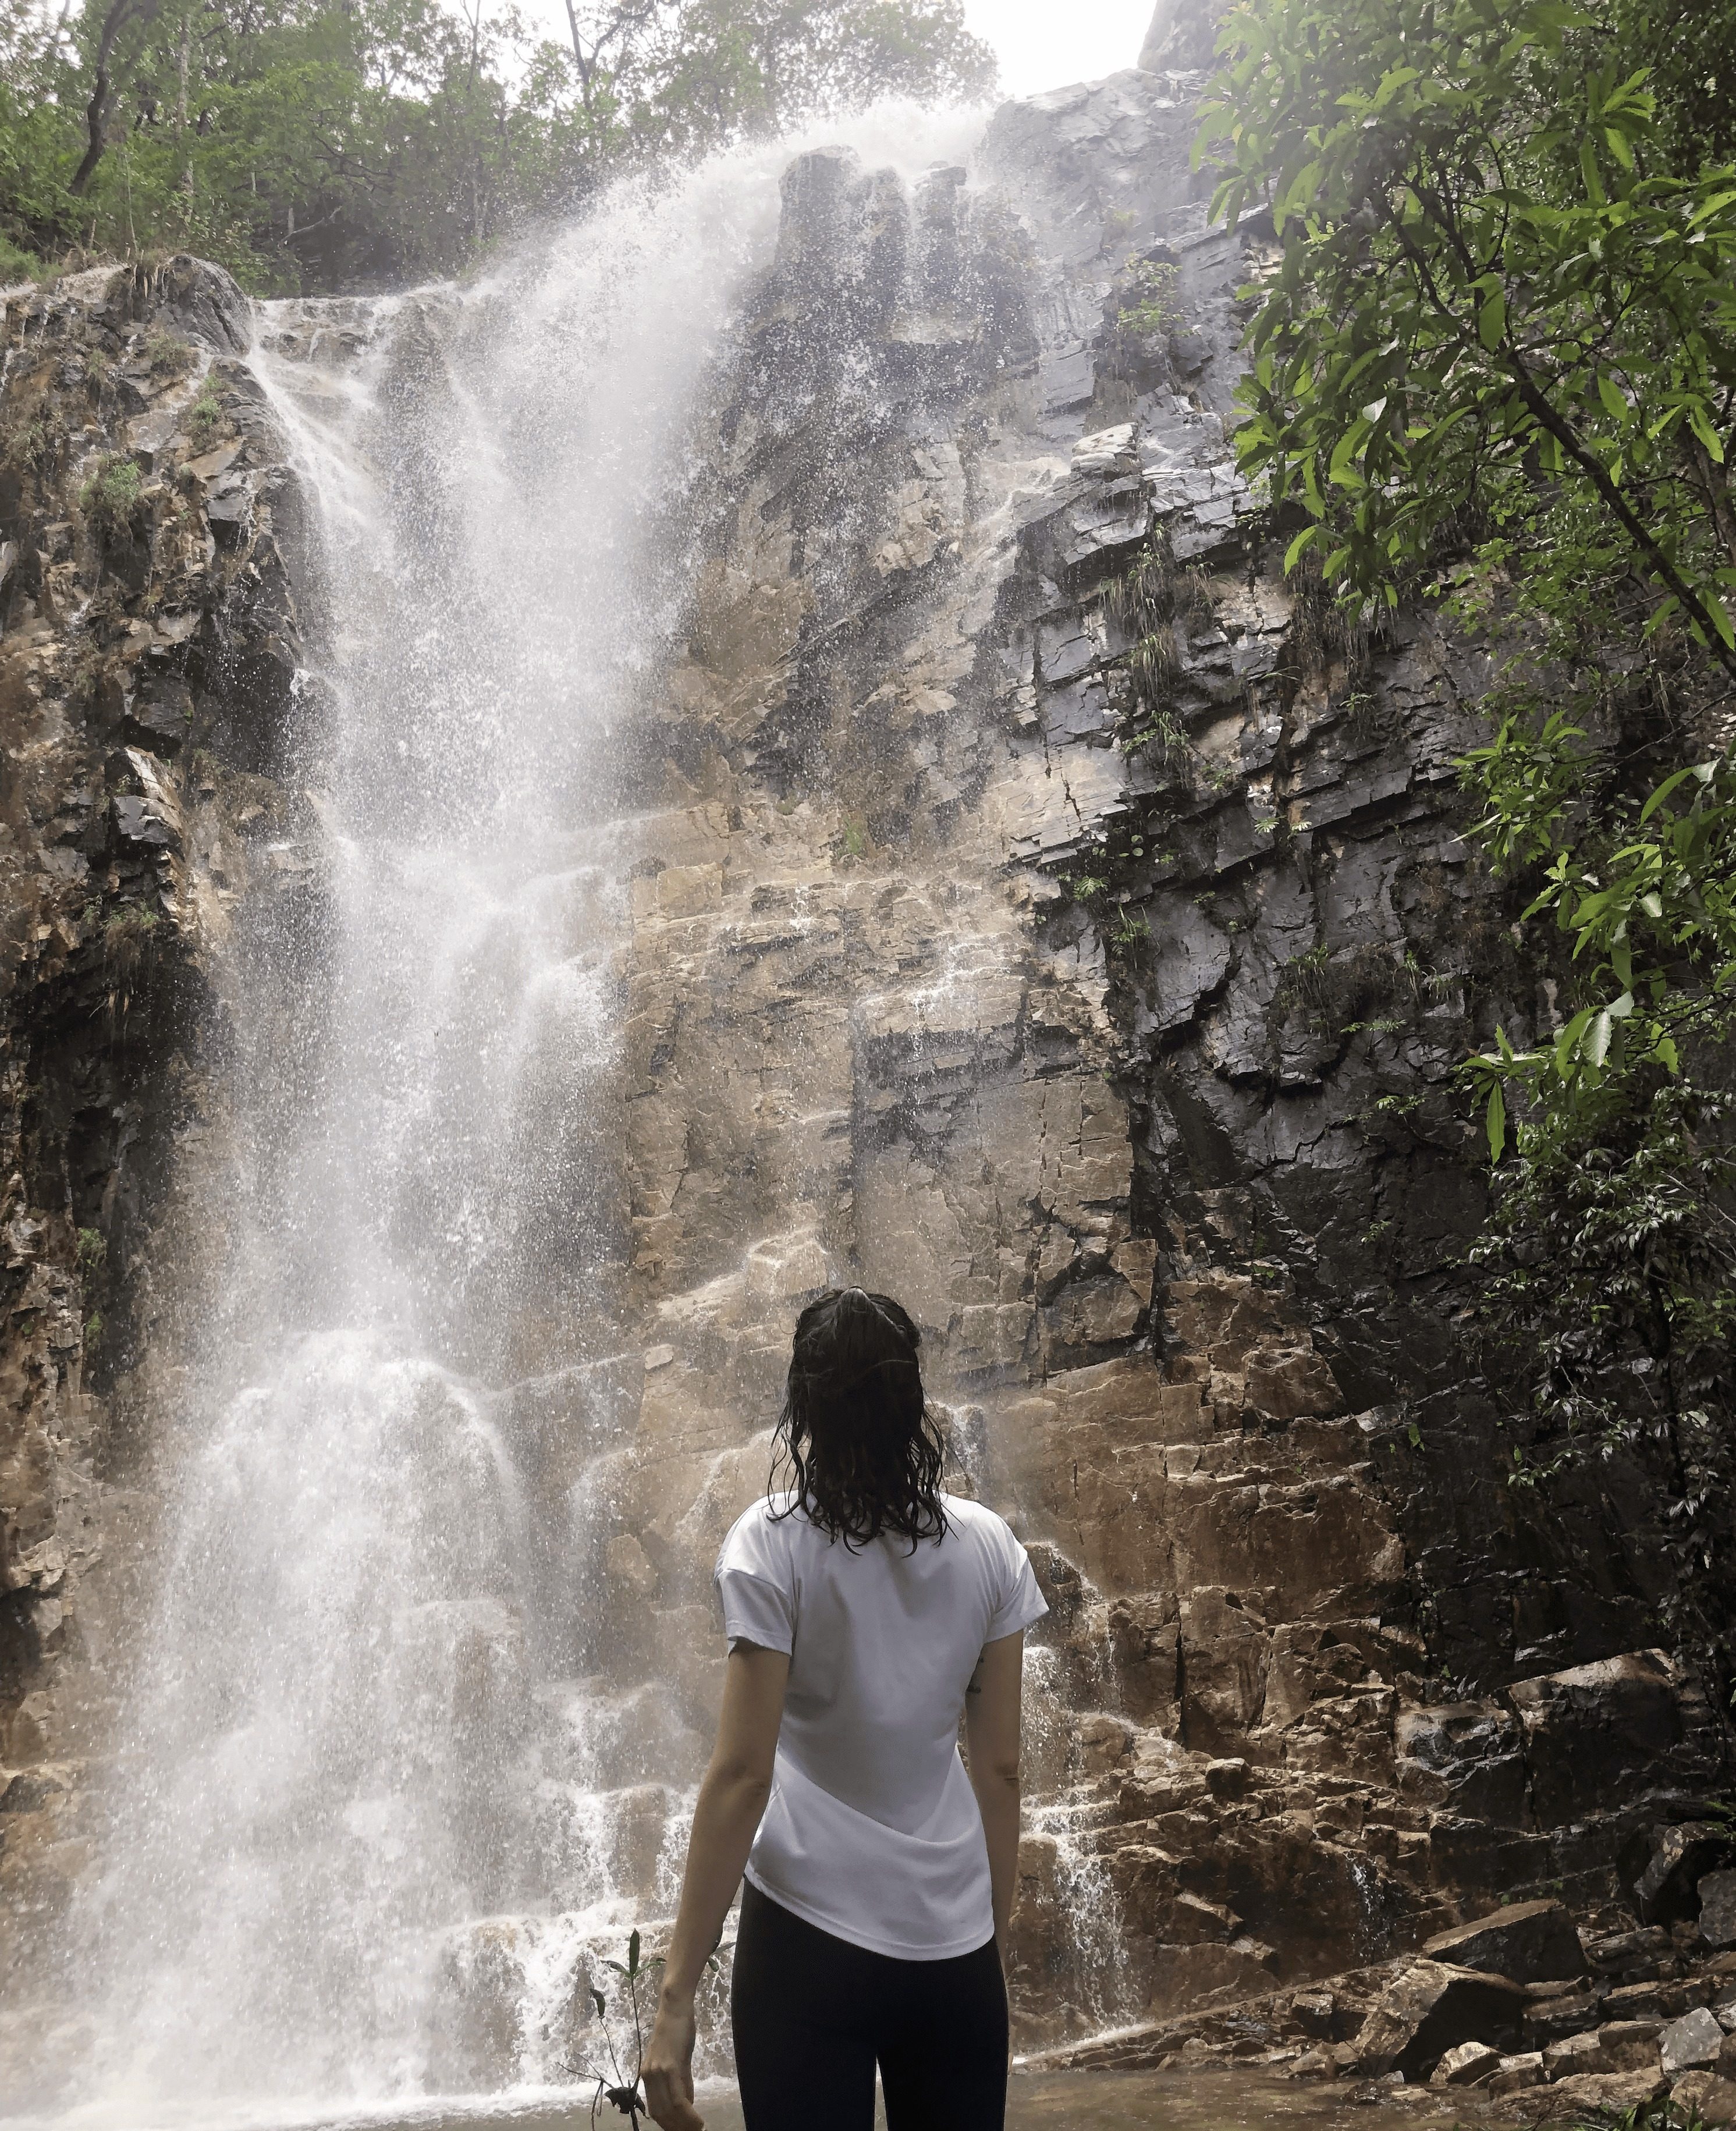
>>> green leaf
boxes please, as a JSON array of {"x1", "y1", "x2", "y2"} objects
[
  {"x1": 1283, "y1": 523, "x2": 1321, "y2": 573},
  {"x1": 1639, "y1": 763, "x2": 1704, "y2": 822},
  {"x1": 591, "y1": 1988, "x2": 606, "y2": 2021},
  {"x1": 1585, "y1": 1007, "x2": 1613, "y2": 1068},
  {"x1": 1486, "y1": 1081, "x2": 1506, "y2": 1164},
  {"x1": 1478, "y1": 286, "x2": 1507, "y2": 350}
]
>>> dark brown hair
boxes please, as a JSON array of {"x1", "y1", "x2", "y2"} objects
[{"x1": 769, "y1": 1288, "x2": 947, "y2": 1548}]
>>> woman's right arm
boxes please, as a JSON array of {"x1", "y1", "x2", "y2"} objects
[
  {"x1": 642, "y1": 1641, "x2": 789, "y2": 2131},
  {"x1": 963, "y1": 1629, "x2": 1026, "y2": 1945}
]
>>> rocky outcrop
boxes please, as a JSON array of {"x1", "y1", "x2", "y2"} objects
[{"x1": 0, "y1": 257, "x2": 309, "y2": 1964}]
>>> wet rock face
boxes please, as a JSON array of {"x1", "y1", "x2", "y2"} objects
[
  {"x1": 0, "y1": 257, "x2": 311, "y2": 1952},
  {"x1": 612, "y1": 73, "x2": 1731, "y2": 2051}
]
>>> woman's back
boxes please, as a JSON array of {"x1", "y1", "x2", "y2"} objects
[{"x1": 717, "y1": 1492, "x2": 1043, "y2": 1845}]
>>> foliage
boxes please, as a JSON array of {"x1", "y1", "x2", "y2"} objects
[
  {"x1": 568, "y1": 1928, "x2": 716, "y2": 2129},
  {"x1": 1116, "y1": 257, "x2": 1185, "y2": 341},
  {"x1": 1470, "y1": 1072, "x2": 1736, "y2": 1671},
  {"x1": 80, "y1": 451, "x2": 144, "y2": 534},
  {"x1": 1201, "y1": 0, "x2": 1736, "y2": 1156},
  {"x1": 1106, "y1": 534, "x2": 1213, "y2": 762},
  {"x1": 1201, "y1": 0, "x2": 1736, "y2": 669},
  {"x1": 1202, "y1": 0, "x2": 1736, "y2": 1631},
  {"x1": 0, "y1": 0, "x2": 995, "y2": 296}
]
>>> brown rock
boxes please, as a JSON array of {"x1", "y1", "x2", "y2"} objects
[
  {"x1": 1291, "y1": 2047, "x2": 1338, "y2": 2080},
  {"x1": 1543, "y1": 2031, "x2": 1606, "y2": 2080},
  {"x1": 1507, "y1": 1651, "x2": 1719, "y2": 1829},
  {"x1": 1351, "y1": 1960, "x2": 1529, "y2": 2080},
  {"x1": 1290, "y1": 1990, "x2": 1336, "y2": 2039},
  {"x1": 1423, "y1": 1899, "x2": 1586, "y2": 1984},
  {"x1": 1605, "y1": 1977, "x2": 1709, "y2": 2022},
  {"x1": 1486, "y1": 2052, "x2": 1546, "y2": 2094},
  {"x1": 1673, "y1": 2073, "x2": 1736, "y2": 2126},
  {"x1": 1524, "y1": 1987, "x2": 1606, "y2": 2048},
  {"x1": 1431, "y1": 2041, "x2": 1502, "y2": 2087},
  {"x1": 1542, "y1": 2069, "x2": 1668, "y2": 2114},
  {"x1": 1597, "y1": 2021, "x2": 1662, "y2": 2075}
]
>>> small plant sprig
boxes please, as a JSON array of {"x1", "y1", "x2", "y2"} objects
[{"x1": 570, "y1": 1928, "x2": 718, "y2": 2129}]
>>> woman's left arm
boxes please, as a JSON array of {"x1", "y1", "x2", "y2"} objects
[{"x1": 642, "y1": 1641, "x2": 790, "y2": 2131}]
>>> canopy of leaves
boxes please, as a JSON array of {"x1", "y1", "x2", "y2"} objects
[
  {"x1": 1199, "y1": 0, "x2": 1736, "y2": 1149},
  {"x1": 1201, "y1": 0, "x2": 1736, "y2": 1624},
  {"x1": 0, "y1": 0, "x2": 994, "y2": 293}
]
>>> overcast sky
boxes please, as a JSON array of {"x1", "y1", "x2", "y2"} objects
[
  {"x1": 962, "y1": 0, "x2": 1155, "y2": 97},
  {"x1": 514, "y1": 0, "x2": 1159, "y2": 104}
]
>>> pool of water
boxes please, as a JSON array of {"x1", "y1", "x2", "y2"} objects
[{"x1": 333, "y1": 2069, "x2": 1514, "y2": 2131}]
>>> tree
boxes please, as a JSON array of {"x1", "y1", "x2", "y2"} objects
[
  {"x1": 1201, "y1": 0, "x2": 1736, "y2": 1650},
  {"x1": 0, "y1": 0, "x2": 996, "y2": 293},
  {"x1": 1200, "y1": 0, "x2": 1736, "y2": 1149}
]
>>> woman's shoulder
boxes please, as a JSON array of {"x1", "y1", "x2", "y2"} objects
[
  {"x1": 717, "y1": 1492, "x2": 805, "y2": 1572},
  {"x1": 939, "y1": 1492, "x2": 1023, "y2": 1554}
]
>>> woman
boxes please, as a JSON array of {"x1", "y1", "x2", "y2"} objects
[{"x1": 641, "y1": 1286, "x2": 1046, "y2": 2131}]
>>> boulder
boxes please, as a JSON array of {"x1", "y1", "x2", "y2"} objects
[
  {"x1": 1487, "y1": 2052, "x2": 1545, "y2": 2094},
  {"x1": 1599, "y1": 2022, "x2": 1663, "y2": 2075},
  {"x1": 1507, "y1": 1651, "x2": 1718, "y2": 1828},
  {"x1": 1351, "y1": 1960, "x2": 1529, "y2": 2080},
  {"x1": 1635, "y1": 1825, "x2": 1734, "y2": 1926},
  {"x1": 1673, "y1": 2073, "x2": 1736, "y2": 2126},
  {"x1": 1290, "y1": 1989, "x2": 1336, "y2": 2039},
  {"x1": 1703, "y1": 1872, "x2": 1736, "y2": 1949},
  {"x1": 1545, "y1": 2069, "x2": 1668, "y2": 2113},
  {"x1": 1604, "y1": 1978, "x2": 1708, "y2": 2021},
  {"x1": 1524, "y1": 1986, "x2": 1606, "y2": 2047},
  {"x1": 1431, "y1": 2041, "x2": 1502, "y2": 2087},
  {"x1": 1422, "y1": 1899, "x2": 1586, "y2": 1984},
  {"x1": 1543, "y1": 2031, "x2": 1606, "y2": 2080},
  {"x1": 1662, "y1": 2007, "x2": 1726, "y2": 2077}
]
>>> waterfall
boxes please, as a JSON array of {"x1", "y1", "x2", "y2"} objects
[{"x1": 9, "y1": 112, "x2": 987, "y2": 2127}]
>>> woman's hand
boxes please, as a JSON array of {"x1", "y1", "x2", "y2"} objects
[{"x1": 641, "y1": 1990, "x2": 703, "y2": 2131}]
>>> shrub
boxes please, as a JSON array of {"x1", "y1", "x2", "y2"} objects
[{"x1": 80, "y1": 454, "x2": 144, "y2": 538}]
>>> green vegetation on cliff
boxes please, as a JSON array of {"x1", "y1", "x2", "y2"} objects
[
  {"x1": 0, "y1": 0, "x2": 994, "y2": 292},
  {"x1": 1208, "y1": 0, "x2": 1736, "y2": 1660}
]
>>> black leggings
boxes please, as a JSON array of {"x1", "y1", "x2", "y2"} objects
[{"x1": 730, "y1": 1880, "x2": 1009, "y2": 2131}]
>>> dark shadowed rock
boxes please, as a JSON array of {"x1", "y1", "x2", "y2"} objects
[
  {"x1": 1352, "y1": 1961, "x2": 1529, "y2": 2080},
  {"x1": 1703, "y1": 1873, "x2": 1736, "y2": 1949},
  {"x1": 1508, "y1": 1651, "x2": 1720, "y2": 1827},
  {"x1": 1422, "y1": 1899, "x2": 1586, "y2": 1984},
  {"x1": 1636, "y1": 1825, "x2": 1735, "y2": 1926}
]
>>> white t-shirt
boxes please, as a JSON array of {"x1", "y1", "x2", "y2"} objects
[{"x1": 713, "y1": 1489, "x2": 1048, "y2": 1960}]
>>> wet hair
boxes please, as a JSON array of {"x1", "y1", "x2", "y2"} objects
[{"x1": 769, "y1": 1287, "x2": 947, "y2": 1549}]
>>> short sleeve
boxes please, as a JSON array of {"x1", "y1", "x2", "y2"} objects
[
  {"x1": 713, "y1": 1505, "x2": 797, "y2": 1654},
  {"x1": 986, "y1": 1522, "x2": 1048, "y2": 1642}
]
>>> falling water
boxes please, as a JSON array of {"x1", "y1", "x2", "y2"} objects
[{"x1": 2, "y1": 112, "x2": 1001, "y2": 2128}]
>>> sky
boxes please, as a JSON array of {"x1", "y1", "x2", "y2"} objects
[
  {"x1": 512, "y1": 0, "x2": 1159, "y2": 105},
  {"x1": 962, "y1": 0, "x2": 1155, "y2": 98}
]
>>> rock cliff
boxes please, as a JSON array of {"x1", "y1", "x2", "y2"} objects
[{"x1": 1, "y1": 55, "x2": 1728, "y2": 2084}]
